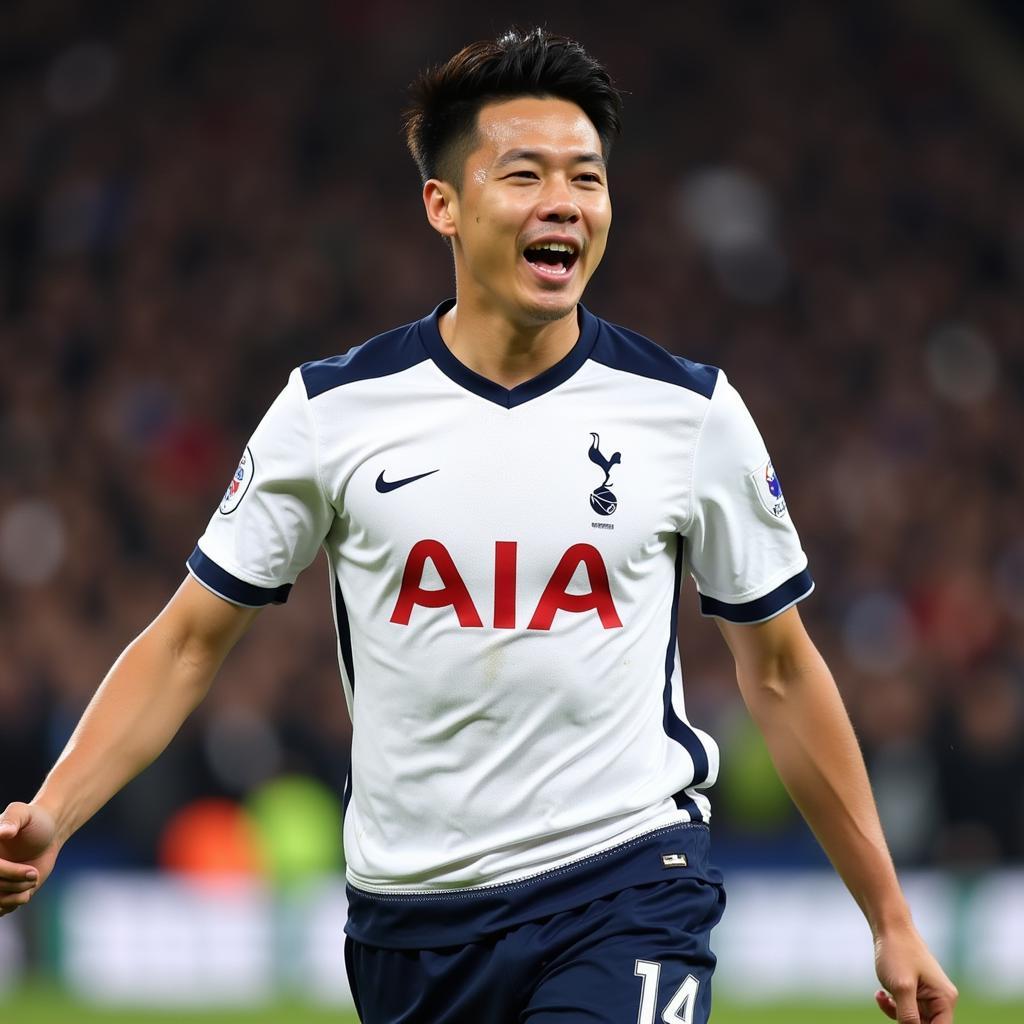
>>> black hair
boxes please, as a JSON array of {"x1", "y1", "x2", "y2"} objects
[{"x1": 404, "y1": 27, "x2": 623, "y2": 187}]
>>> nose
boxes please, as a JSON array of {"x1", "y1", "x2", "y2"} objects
[{"x1": 538, "y1": 178, "x2": 580, "y2": 223}]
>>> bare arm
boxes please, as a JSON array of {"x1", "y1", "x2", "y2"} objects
[
  {"x1": 0, "y1": 576, "x2": 258, "y2": 913},
  {"x1": 717, "y1": 607, "x2": 957, "y2": 1024}
]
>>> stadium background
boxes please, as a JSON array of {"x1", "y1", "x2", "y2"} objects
[{"x1": 1, "y1": 0, "x2": 1022, "y2": 1019}]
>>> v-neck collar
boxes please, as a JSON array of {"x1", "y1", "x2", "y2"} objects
[{"x1": 418, "y1": 299, "x2": 599, "y2": 409}]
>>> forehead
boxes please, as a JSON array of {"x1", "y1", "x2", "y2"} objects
[{"x1": 472, "y1": 96, "x2": 602, "y2": 163}]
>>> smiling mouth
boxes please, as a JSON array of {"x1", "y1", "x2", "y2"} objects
[{"x1": 523, "y1": 242, "x2": 580, "y2": 277}]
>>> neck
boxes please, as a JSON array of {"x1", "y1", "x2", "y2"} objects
[{"x1": 437, "y1": 292, "x2": 579, "y2": 391}]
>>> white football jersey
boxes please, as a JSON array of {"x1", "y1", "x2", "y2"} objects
[{"x1": 189, "y1": 301, "x2": 813, "y2": 893}]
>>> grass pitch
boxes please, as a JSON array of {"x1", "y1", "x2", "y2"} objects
[{"x1": 0, "y1": 984, "x2": 1019, "y2": 1023}]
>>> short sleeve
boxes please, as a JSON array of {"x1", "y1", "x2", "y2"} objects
[
  {"x1": 685, "y1": 372, "x2": 813, "y2": 624},
  {"x1": 186, "y1": 368, "x2": 333, "y2": 607}
]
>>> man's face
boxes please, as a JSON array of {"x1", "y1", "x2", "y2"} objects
[{"x1": 442, "y1": 96, "x2": 612, "y2": 326}]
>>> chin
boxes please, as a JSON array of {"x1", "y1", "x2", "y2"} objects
[{"x1": 518, "y1": 292, "x2": 580, "y2": 324}]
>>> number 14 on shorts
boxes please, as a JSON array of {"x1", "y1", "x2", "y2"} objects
[{"x1": 634, "y1": 959, "x2": 700, "y2": 1024}]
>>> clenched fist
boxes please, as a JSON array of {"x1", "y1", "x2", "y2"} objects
[{"x1": 0, "y1": 802, "x2": 60, "y2": 917}]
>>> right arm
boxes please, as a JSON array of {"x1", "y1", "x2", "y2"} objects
[{"x1": 0, "y1": 576, "x2": 258, "y2": 915}]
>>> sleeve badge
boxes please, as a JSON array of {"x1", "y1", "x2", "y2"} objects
[
  {"x1": 219, "y1": 446, "x2": 254, "y2": 515},
  {"x1": 750, "y1": 458, "x2": 788, "y2": 518}
]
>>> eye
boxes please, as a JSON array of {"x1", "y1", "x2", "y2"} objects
[
  {"x1": 576, "y1": 173, "x2": 603, "y2": 184},
  {"x1": 505, "y1": 170, "x2": 539, "y2": 180}
]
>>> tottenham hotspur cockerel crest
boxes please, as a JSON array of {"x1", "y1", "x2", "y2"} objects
[{"x1": 588, "y1": 433, "x2": 621, "y2": 516}]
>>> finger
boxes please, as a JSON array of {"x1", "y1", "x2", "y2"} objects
[
  {"x1": 0, "y1": 879, "x2": 37, "y2": 894},
  {"x1": 0, "y1": 889, "x2": 33, "y2": 909},
  {"x1": 875, "y1": 990, "x2": 899, "y2": 1020},
  {"x1": 0, "y1": 859, "x2": 38, "y2": 882},
  {"x1": 892, "y1": 985, "x2": 921, "y2": 1024},
  {"x1": 921, "y1": 988, "x2": 958, "y2": 1024},
  {"x1": 0, "y1": 803, "x2": 30, "y2": 837}
]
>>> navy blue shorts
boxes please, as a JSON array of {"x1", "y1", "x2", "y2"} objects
[{"x1": 344, "y1": 823, "x2": 726, "y2": 1024}]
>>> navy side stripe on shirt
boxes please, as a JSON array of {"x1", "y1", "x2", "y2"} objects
[
  {"x1": 663, "y1": 536, "x2": 709, "y2": 822},
  {"x1": 332, "y1": 573, "x2": 356, "y2": 815}
]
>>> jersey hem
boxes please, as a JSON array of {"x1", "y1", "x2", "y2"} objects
[
  {"x1": 346, "y1": 817, "x2": 694, "y2": 897},
  {"x1": 344, "y1": 822, "x2": 720, "y2": 949}
]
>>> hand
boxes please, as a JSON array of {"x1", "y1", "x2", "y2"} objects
[
  {"x1": 0, "y1": 802, "x2": 61, "y2": 917},
  {"x1": 874, "y1": 923, "x2": 958, "y2": 1023}
]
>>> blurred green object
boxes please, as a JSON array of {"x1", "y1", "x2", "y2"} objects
[
  {"x1": 717, "y1": 710, "x2": 793, "y2": 828},
  {"x1": 244, "y1": 774, "x2": 344, "y2": 885},
  {"x1": 1, "y1": 984, "x2": 1021, "y2": 1023}
]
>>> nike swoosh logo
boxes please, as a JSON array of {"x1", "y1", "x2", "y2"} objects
[{"x1": 375, "y1": 469, "x2": 440, "y2": 493}]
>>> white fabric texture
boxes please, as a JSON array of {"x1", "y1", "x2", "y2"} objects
[{"x1": 189, "y1": 314, "x2": 811, "y2": 892}]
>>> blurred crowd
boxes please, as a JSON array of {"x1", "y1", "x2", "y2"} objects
[{"x1": 1, "y1": 0, "x2": 1022, "y2": 870}]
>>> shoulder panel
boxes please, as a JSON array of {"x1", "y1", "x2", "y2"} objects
[
  {"x1": 588, "y1": 319, "x2": 719, "y2": 399},
  {"x1": 301, "y1": 320, "x2": 429, "y2": 399}
]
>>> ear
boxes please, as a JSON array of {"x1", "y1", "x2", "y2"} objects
[{"x1": 423, "y1": 179, "x2": 458, "y2": 240}]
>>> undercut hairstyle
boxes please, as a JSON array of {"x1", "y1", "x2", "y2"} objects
[{"x1": 404, "y1": 27, "x2": 624, "y2": 188}]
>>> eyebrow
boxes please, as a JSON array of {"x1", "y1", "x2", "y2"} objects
[{"x1": 493, "y1": 148, "x2": 606, "y2": 170}]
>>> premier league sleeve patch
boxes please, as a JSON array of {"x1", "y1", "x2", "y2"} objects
[
  {"x1": 749, "y1": 458, "x2": 787, "y2": 518},
  {"x1": 219, "y1": 446, "x2": 254, "y2": 515}
]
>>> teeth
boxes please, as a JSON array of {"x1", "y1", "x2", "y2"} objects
[{"x1": 526, "y1": 241, "x2": 576, "y2": 254}]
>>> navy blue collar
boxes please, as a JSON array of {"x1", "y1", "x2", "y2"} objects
[{"x1": 418, "y1": 299, "x2": 599, "y2": 409}]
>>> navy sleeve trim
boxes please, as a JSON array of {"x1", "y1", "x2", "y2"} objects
[
  {"x1": 186, "y1": 547, "x2": 292, "y2": 607},
  {"x1": 699, "y1": 568, "x2": 813, "y2": 624}
]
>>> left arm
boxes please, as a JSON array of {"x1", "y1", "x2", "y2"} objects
[{"x1": 717, "y1": 606, "x2": 957, "y2": 1024}]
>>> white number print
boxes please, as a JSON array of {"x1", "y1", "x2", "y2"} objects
[{"x1": 633, "y1": 959, "x2": 700, "y2": 1024}]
